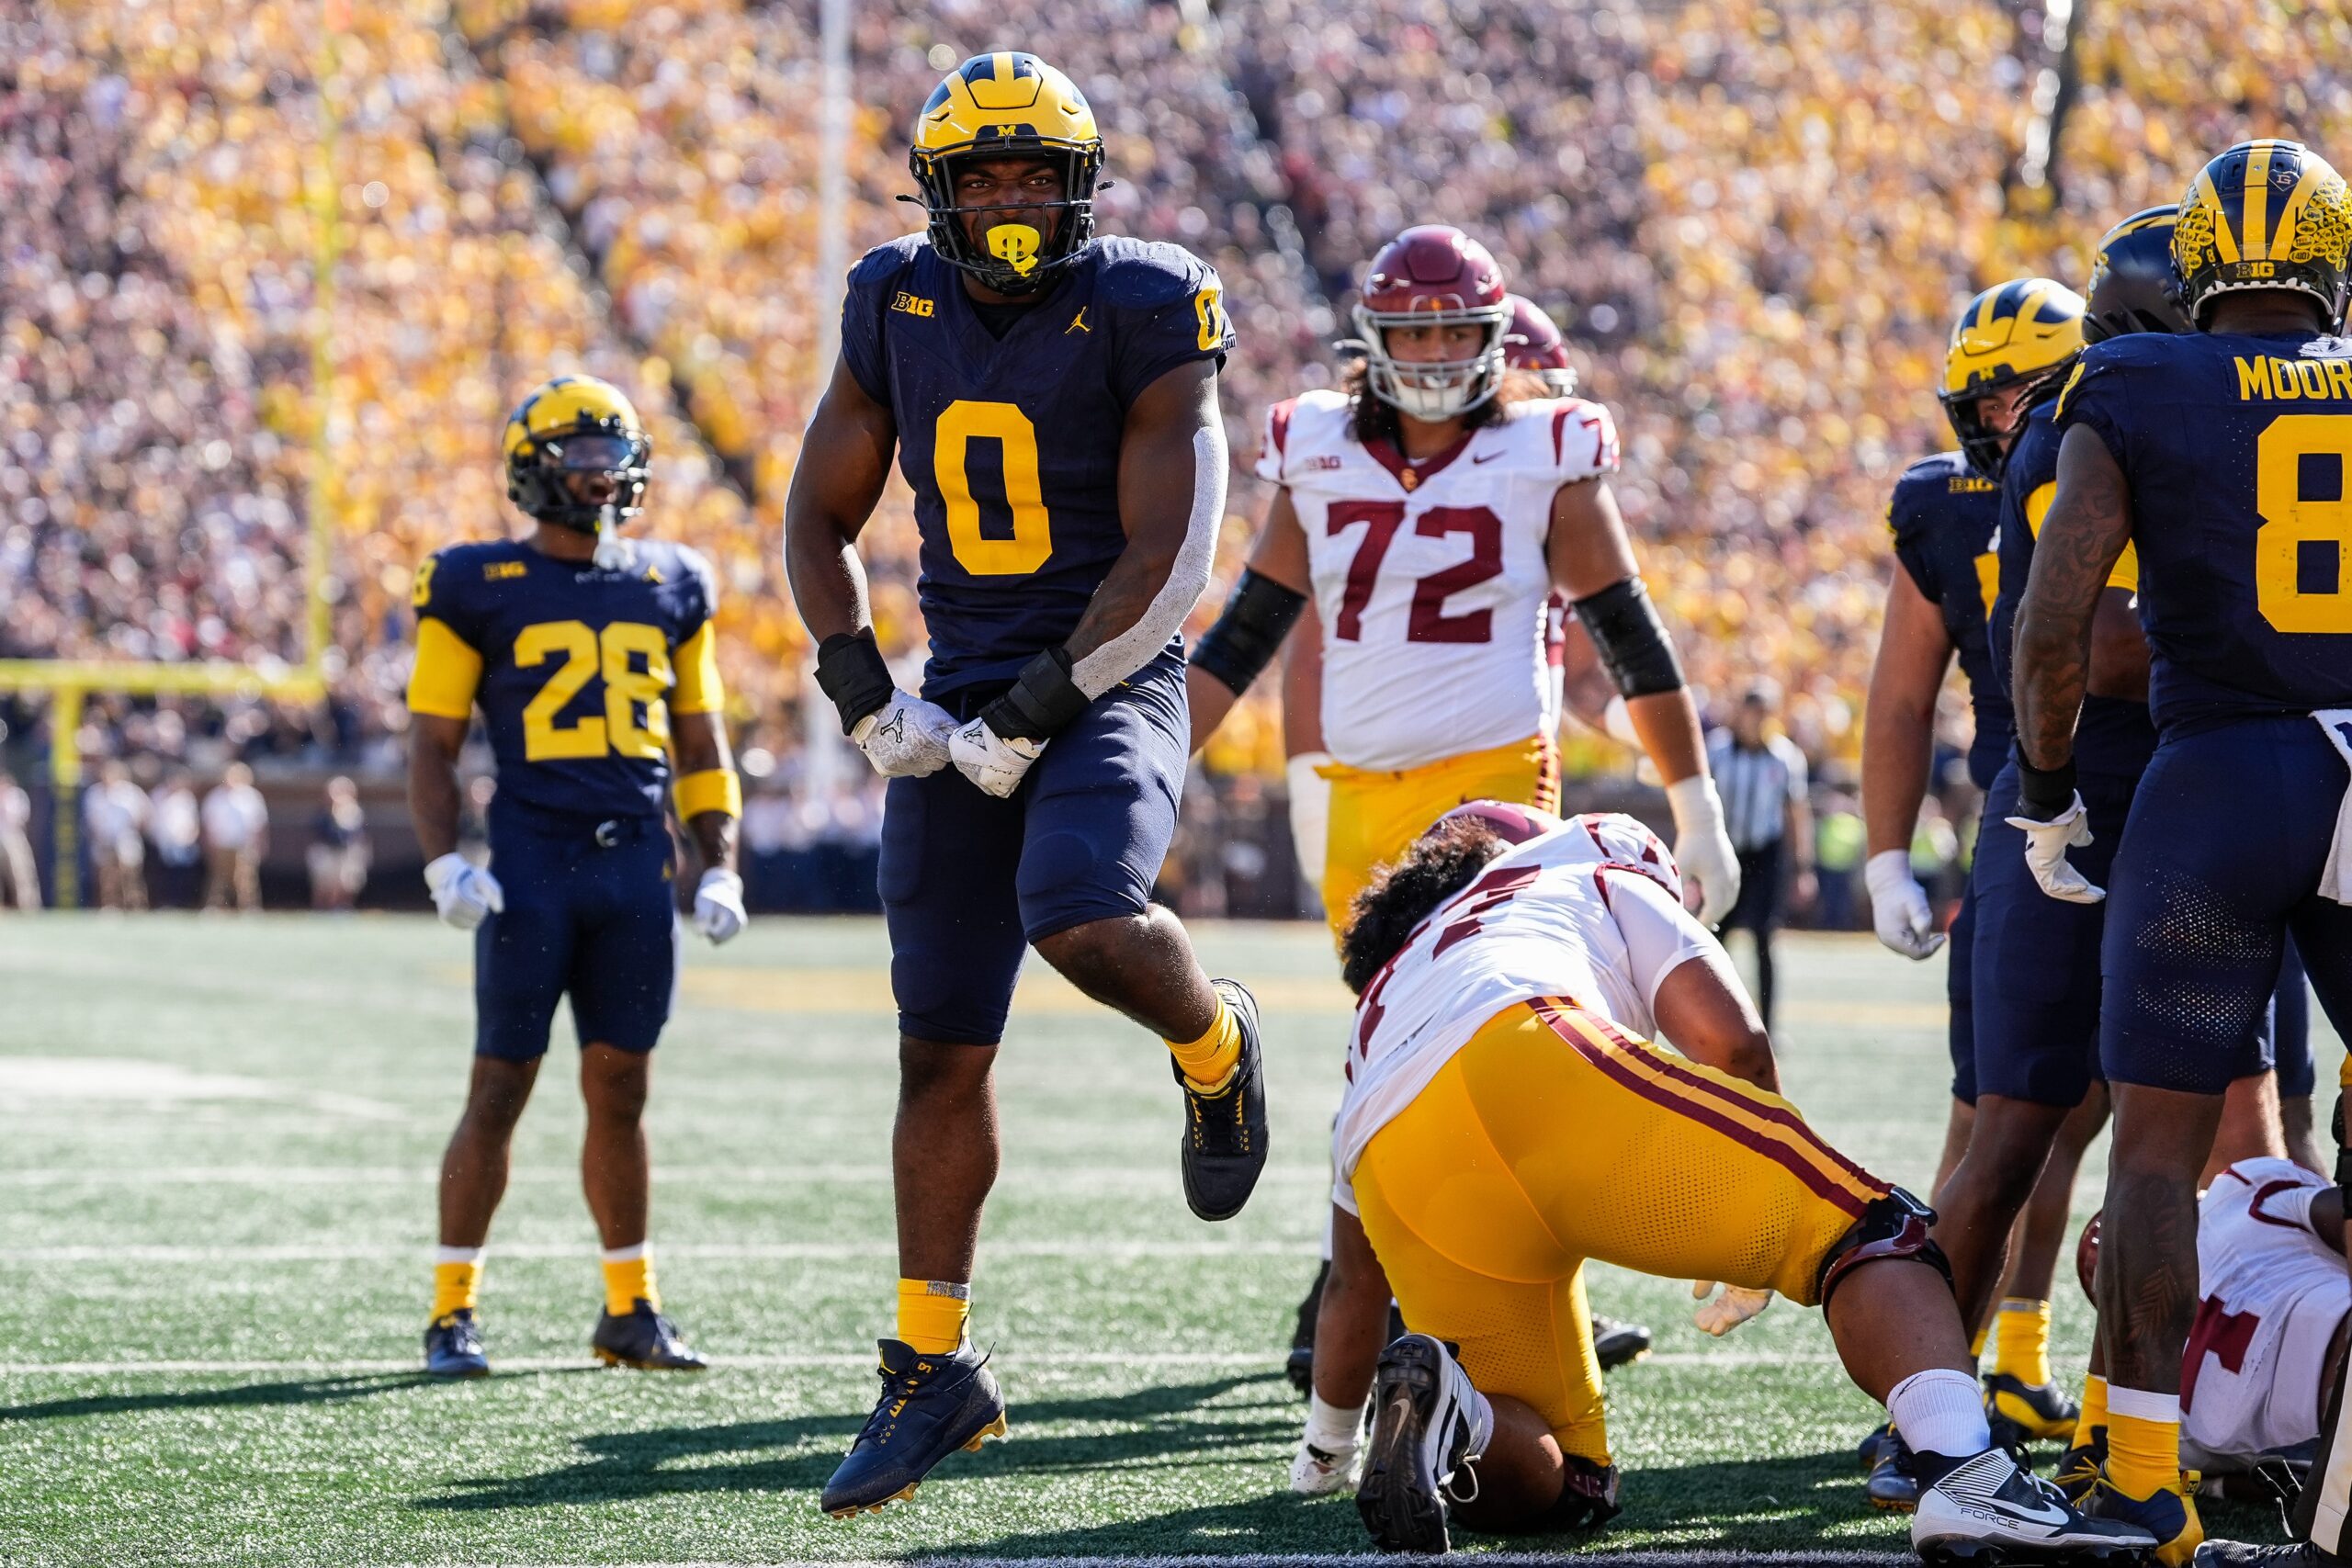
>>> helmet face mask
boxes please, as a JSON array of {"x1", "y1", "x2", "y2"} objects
[
  {"x1": 2174, "y1": 139, "x2": 2352, "y2": 331},
  {"x1": 910, "y1": 54, "x2": 1103, "y2": 296},
  {"x1": 503, "y1": 378, "x2": 650, "y2": 534},
  {"x1": 1354, "y1": 225, "x2": 1512, "y2": 423}
]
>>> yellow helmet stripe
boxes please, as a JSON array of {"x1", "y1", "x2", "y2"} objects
[
  {"x1": 990, "y1": 51, "x2": 1015, "y2": 87},
  {"x1": 2196, "y1": 166, "x2": 2243, "y2": 265},
  {"x1": 2243, "y1": 141, "x2": 2277, "y2": 261}
]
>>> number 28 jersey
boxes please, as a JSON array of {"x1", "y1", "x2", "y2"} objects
[
  {"x1": 840, "y1": 233, "x2": 1234, "y2": 695},
  {"x1": 2058, "y1": 330, "x2": 2352, "y2": 735},
  {"x1": 1330, "y1": 813, "x2": 1711, "y2": 1207},
  {"x1": 406, "y1": 537, "x2": 723, "y2": 822},
  {"x1": 1257, "y1": 389, "x2": 1619, "y2": 773}
]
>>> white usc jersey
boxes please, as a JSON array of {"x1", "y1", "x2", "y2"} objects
[
  {"x1": 1330, "y1": 813, "x2": 1711, "y2": 1209},
  {"x1": 2182, "y1": 1158, "x2": 2350, "y2": 1464},
  {"x1": 1257, "y1": 388, "x2": 1620, "y2": 772}
]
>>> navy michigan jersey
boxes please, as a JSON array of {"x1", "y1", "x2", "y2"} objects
[
  {"x1": 1887, "y1": 451, "x2": 2011, "y2": 788},
  {"x1": 2058, "y1": 331, "x2": 2352, "y2": 735},
  {"x1": 405, "y1": 537, "x2": 724, "y2": 819},
  {"x1": 1990, "y1": 389, "x2": 2158, "y2": 775},
  {"x1": 840, "y1": 232, "x2": 1234, "y2": 694}
]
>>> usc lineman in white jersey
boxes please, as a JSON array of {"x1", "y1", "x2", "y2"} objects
[{"x1": 1185, "y1": 226, "x2": 1737, "y2": 931}]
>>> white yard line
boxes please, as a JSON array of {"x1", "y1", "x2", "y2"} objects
[
  {"x1": 0, "y1": 1350, "x2": 1841, "y2": 1377},
  {"x1": 17, "y1": 1239, "x2": 1325, "y2": 1262},
  {"x1": 368, "y1": 1556, "x2": 1911, "y2": 1568},
  {"x1": 0, "y1": 1165, "x2": 1333, "y2": 1188}
]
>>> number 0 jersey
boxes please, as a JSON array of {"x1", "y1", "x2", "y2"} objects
[
  {"x1": 1331, "y1": 813, "x2": 1712, "y2": 1208},
  {"x1": 406, "y1": 538, "x2": 723, "y2": 821},
  {"x1": 1884, "y1": 451, "x2": 2010, "y2": 789},
  {"x1": 840, "y1": 232, "x2": 1234, "y2": 695},
  {"x1": 2058, "y1": 330, "x2": 2352, "y2": 736},
  {"x1": 2184, "y1": 1158, "x2": 2349, "y2": 1464},
  {"x1": 1257, "y1": 388, "x2": 1618, "y2": 773}
]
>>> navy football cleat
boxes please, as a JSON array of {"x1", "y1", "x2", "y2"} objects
[
  {"x1": 424, "y1": 1309, "x2": 490, "y2": 1379},
  {"x1": 1859, "y1": 1420, "x2": 1901, "y2": 1472},
  {"x1": 1175, "y1": 979, "x2": 1269, "y2": 1222},
  {"x1": 822, "y1": 1339, "x2": 1007, "y2": 1518},
  {"x1": 2052, "y1": 1429, "x2": 2107, "y2": 1505},
  {"x1": 1591, "y1": 1314, "x2": 1652, "y2": 1371},
  {"x1": 1985, "y1": 1371, "x2": 2082, "y2": 1447},
  {"x1": 593, "y1": 1299, "x2": 708, "y2": 1371},
  {"x1": 1356, "y1": 1333, "x2": 1487, "y2": 1554},
  {"x1": 1913, "y1": 1448, "x2": 2153, "y2": 1564},
  {"x1": 1866, "y1": 1429, "x2": 1922, "y2": 1512},
  {"x1": 2083, "y1": 1473, "x2": 2203, "y2": 1565}
]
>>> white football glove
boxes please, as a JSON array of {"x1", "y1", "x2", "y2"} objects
[
  {"x1": 2007, "y1": 792, "x2": 2105, "y2": 905},
  {"x1": 950, "y1": 718, "x2": 1046, "y2": 798},
  {"x1": 1690, "y1": 1280, "x2": 1773, "y2": 1337},
  {"x1": 1290, "y1": 1434, "x2": 1359, "y2": 1496},
  {"x1": 423, "y1": 852, "x2": 503, "y2": 932},
  {"x1": 850, "y1": 690, "x2": 957, "y2": 779},
  {"x1": 1666, "y1": 774, "x2": 1742, "y2": 926},
  {"x1": 1864, "y1": 848, "x2": 1946, "y2": 959},
  {"x1": 692, "y1": 867, "x2": 747, "y2": 945}
]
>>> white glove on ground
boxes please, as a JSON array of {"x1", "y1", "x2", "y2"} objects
[
  {"x1": 424, "y1": 852, "x2": 503, "y2": 931},
  {"x1": 1667, "y1": 775, "x2": 1742, "y2": 926},
  {"x1": 851, "y1": 690, "x2": 957, "y2": 779},
  {"x1": 950, "y1": 719, "x2": 1046, "y2": 798},
  {"x1": 1690, "y1": 1280, "x2": 1773, "y2": 1336},
  {"x1": 2007, "y1": 792, "x2": 2105, "y2": 904},
  {"x1": 1865, "y1": 849, "x2": 1946, "y2": 959},
  {"x1": 693, "y1": 868, "x2": 747, "y2": 945}
]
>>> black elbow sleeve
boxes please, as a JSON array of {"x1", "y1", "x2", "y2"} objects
[
  {"x1": 1189, "y1": 569, "x2": 1309, "y2": 697},
  {"x1": 1572, "y1": 577, "x2": 1685, "y2": 699}
]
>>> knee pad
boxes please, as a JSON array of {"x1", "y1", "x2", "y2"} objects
[{"x1": 1815, "y1": 1188, "x2": 1955, "y2": 1312}]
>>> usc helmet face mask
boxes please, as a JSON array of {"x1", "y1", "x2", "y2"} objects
[{"x1": 1352, "y1": 225, "x2": 1512, "y2": 423}]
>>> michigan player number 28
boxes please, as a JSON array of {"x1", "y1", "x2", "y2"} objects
[{"x1": 516, "y1": 619, "x2": 673, "y2": 761}]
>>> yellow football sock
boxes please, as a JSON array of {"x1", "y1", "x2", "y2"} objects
[
  {"x1": 2074, "y1": 1372, "x2": 2109, "y2": 1450},
  {"x1": 1969, "y1": 1322, "x2": 1988, "y2": 1363},
  {"x1": 1167, "y1": 998, "x2": 1240, "y2": 1092},
  {"x1": 2105, "y1": 1390, "x2": 2182, "y2": 1499},
  {"x1": 1992, "y1": 1297, "x2": 2054, "y2": 1387},
  {"x1": 601, "y1": 1244, "x2": 659, "y2": 1317},
  {"x1": 431, "y1": 1247, "x2": 482, "y2": 1325},
  {"x1": 897, "y1": 1278, "x2": 970, "y2": 1354}
]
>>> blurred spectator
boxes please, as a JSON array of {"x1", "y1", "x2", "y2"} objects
[
  {"x1": 0, "y1": 769, "x2": 38, "y2": 911},
  {"x1": 84, "y1": 759, "x2": 151, "y2": 910},
  {"x1": 306, "y1": 775, "x2": 369, "y2": 912},
  {"x1": 1812, "y1": 786, "x2": 1865, "y2": 931},
  {"x1": 1709, "y1": 680, "x2": 1813, "y2": 1030},
  {"x1": 148, "y1": 771, "x2": 203, "y2": 908},
  {"x1": 201, "y1": 761, "x2": 267, "y2": 912}
]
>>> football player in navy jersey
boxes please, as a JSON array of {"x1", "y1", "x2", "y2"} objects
[
  {"x1": 406, "y1": 374, "x2": 747, "y2": 1380},
  {"x1": 782, "y1": 51, "x2": 1265, "y2": 1517},
  {"x1": 2014, "y1": 140, "x2": 2352, "y2": 1565},
  {"x1": 1860, "y1": 278, "x2": 2109, "y2": 1506}
]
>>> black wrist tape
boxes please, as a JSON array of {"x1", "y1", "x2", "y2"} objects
[
  {"x1": 1571, "y1": 577, "x2": 1685, "y2": 698},
  {"x1": 1191, "y1": 569, "x2": 1309, "y2": 697},
  {"x1": 981, "y1": 646, "x2": 1091, "y2": 740},
  {"x1": 2015, "y1": 754, "x2": 2078, "y2": 820},
  {"x1": 814, "y1": 632, "x2": 894, "y2": 736}
]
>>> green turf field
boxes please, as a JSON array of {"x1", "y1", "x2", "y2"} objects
[{"x1": 0, "y1": 916, "x2": 2325, "y2": 1566}]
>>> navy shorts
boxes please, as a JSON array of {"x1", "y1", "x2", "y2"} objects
[
  {"x1": 2102, "y1": 718, "x2": 2352, "y2": 1096},
  {"x1": 880, "y1": 651, "x2": 1189, "y2": 1045},
  {"x1": 1948, "y1": 871, "x2": 1978, "y2": 1105},
  {"x1": 1969, "y1": 760, "x2": 2137, "y2": 1107},
  {"x1": 2274, "y1": 939, "x2": 2314, "y2": 1100},
  {"x1": 476, "y1": 807, "x2": 680, "y2": 1060}
]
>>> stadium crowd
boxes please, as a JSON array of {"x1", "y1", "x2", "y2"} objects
[{"x1": 3, "y1": 0, "x2": 2346, "y2": 909}]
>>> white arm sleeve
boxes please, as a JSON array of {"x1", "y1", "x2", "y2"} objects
[
  {"x1": 1606, "y1": 865, "x2": 1722, "y2": 1013},
  {"x1": 1069, "y1": 422, "x2": 1228, "y2": 699}
]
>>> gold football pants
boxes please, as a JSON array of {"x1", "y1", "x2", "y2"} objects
[{"x1": 1320, "y1": 733, "x2": 1558, "y2": 942}]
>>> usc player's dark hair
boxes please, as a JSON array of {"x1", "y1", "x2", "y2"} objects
[
  {"x1": 1341, "y1": 364, "x2": 1554, "y2": 448},
  {"x1": 1340, "y1": 818, "x2": 1510, "y2": 996}
]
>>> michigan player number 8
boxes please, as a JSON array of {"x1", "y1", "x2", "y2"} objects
[{"x1": 2254, "y1": 413, "x2": 2352, "y2": 634}]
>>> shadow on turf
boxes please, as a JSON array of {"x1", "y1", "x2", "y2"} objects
[
  {"x1": 0, "y1": 1372, "x2": 439, "y2": 1423},
  {"x1": 413, "y1": 1371, "x2": 1301, "y2": 1515}
]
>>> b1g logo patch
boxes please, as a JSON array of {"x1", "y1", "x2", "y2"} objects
[{"x1": 891, "y1": 291, "x2": 935, "y2": 318}]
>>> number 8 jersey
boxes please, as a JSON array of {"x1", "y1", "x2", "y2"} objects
[
  {"x1": 1258, "y1": 387, "x2": 1619, "y2": 771},
  {"x1": 406, "y1": 537, "x2": 724, "y2": 821}
]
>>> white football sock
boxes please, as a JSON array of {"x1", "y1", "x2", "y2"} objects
[
  {"x1": 1306, "y1": 1392, "x2": 1363, "y2": 1454},
  {"x1": 1888, "y1": 1368, "x2": 1993, "y2": 1459}
]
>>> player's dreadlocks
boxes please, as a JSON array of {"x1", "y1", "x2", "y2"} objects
[{"x1": 1340, "y1": 818, "x2": 1510, "y2": 995}]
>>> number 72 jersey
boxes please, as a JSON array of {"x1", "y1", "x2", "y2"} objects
[
  {"x1": 1259, "y1": 388, "x2": 1618, "y2": 772},
  {"x1": 406, "y1": 537, "x2": 724, "y2": 821},
  {"x1": 2057, "y1": 329, "x2": 2352, "y2": 733}
]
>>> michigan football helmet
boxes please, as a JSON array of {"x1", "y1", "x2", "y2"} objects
[
  {"x1": 1503, "y1": 294, "x2": 1577, "y2": 396},
  {"x1": 909, "y1": 52, "x2": 1104, "y2": 296},
  {"x1": 503, "y1": 374, "x2": 650, "y2": 531},
  {"x1": 1938, "y1": 278, "x2": 2086, "y2": 475},
  {"x1": 1352, "y1": 226, "x2": 1511, "y2": 421},
  {"x1": 2084, "y1": 206, "x2": 2190, "y2": 342},
  {"x1": 2174, "y1": 138, "x2": 2352, "y2": 329}
]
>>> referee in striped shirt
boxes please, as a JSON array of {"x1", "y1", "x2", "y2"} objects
[{"x1": 1705, "y1": 680, "x2": 1815, "y2": 1030}]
